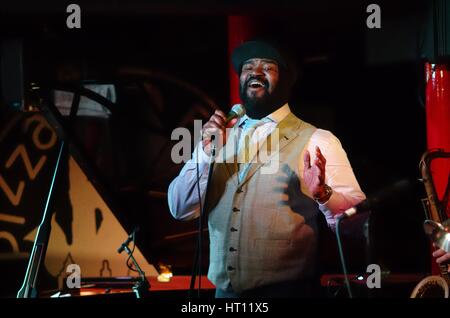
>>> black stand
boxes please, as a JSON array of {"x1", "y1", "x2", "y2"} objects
[
  {"x1": 15, "y1": 85, "x2": 130, "y2": 298},
  {"x1": 16, "y1": 99, "x2": 73, "y2": 298},
  {"x1": 117, "y1": 229, "x2": 150, "y2": 298},
  {"x1": 122, "y1": 245, "x2": 150, "y2": 298},
  {"x1": 17, "y1": 141, "x2": 65, "y2": 298}
]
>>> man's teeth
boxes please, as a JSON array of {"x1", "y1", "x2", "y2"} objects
[{"x1": 249, "y1": 80, "x2": 264, "y2": 88}]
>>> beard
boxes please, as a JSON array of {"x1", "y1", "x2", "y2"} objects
[{"x1": 239, "y1": 77, "x2": 291, "y2": 119}]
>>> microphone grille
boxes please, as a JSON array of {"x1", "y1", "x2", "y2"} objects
[{"x1": 231, "y1": 104, "x2": 246, "y2": 117}]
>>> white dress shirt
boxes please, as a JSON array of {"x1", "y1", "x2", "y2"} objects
[{"x1": 168, "y1": 104, "x2": 366, "y2": 228}]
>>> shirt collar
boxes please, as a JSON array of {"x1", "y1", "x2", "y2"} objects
[{"x1": 238, "y1": 103, "x2": 291, "y2": 127}]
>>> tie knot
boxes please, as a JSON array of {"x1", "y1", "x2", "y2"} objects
[{"x1": 242, "y1": 117, "x2": 269, "y2": 130}]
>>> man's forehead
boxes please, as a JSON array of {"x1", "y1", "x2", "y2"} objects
[{"x1": 242, "y1": 58, "x2": 278, "y2": 65}]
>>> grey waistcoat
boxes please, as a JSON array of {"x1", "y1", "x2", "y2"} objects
[{"x1": 206, "y1": 112, "x2": 320, "y2": 293}]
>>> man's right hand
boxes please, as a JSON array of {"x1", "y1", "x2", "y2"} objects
[{"x1": 201, "y1": 110, "x2": 238, "y2": 156}]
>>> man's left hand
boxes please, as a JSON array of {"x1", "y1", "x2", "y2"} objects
[{"x1": 303, "y1": 146, "x2": 328, "y2": 202}]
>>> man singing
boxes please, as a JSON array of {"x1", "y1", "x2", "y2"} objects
[{"x1": 168, "y1": 40, "x2": 366, "y2": 297}]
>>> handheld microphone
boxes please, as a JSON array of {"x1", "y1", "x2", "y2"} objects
[
  {"x1": 225, "y1": 104, "x2": 246, "y2": 125},
  {"x1": 206, "y1": 104, "x2": 246, "y2": 151}
]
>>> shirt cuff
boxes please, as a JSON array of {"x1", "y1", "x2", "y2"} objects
[
  {"x1": 317, "y1": 191, "x2": 340, "y2": 213},
  {"x1": 317, "y1": 191, "x2": 341, "y2": 228}
]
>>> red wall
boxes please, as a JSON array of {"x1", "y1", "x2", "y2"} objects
[
  {"x1": 227, "y1": 16, "x2": 258, "y2": 106},
  {"x1": 425, "y1": 62, "x2": 450, "y2": 275}
]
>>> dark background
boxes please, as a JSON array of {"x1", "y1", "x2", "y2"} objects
[{"x1": 0, "y1": 0, "x2": 434, "y2": 296}]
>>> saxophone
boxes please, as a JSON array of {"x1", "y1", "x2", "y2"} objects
[{"x1": 411, "y1": 149, "x2": 450, "y2": 298}]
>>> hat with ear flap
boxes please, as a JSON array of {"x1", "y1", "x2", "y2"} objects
[{"x1": 231, "y1": 39, "x2": 298, "y2": 86}]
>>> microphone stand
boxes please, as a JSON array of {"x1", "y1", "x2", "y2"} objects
[
  {"x1": 15, "y1": 85, "x2": 141, "y2": 298},
  {"x1": 118, "y1": 231, "x2": 150, "y2": 298},
  {"x1": 17, "y1": 141, "x2": 65, "y2": 298},
  {"x1": 124, "y1": 245, "x2": 149, "y2": 298},
  {"x1": 17, "y1": 96, "x2": 74, "y2": 298}
]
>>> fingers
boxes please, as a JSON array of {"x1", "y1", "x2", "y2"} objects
[
  {"x1": 227, "y1": 117, "x2": 238, "y2": 128},
  {"x1": 214, "y1": 110, "x2": 227, "y2": 122},
  {"x1": 202, "y1": 125, "x2": 224, "y2": 140},
  {"x1": 433, "y1": 249, "x2": 446, "y2": 258},
  {"x1": 210, "y1": 113, "x2": 226, "y2": 127},
  {"x1": 201, "y1": 111, "x2": 229, "y2": 152},
  {"x1": 437, "y1": 253, "x2": 450, "y2": 265},
  {"x1": 213, "y1": 110, "x2": 239, "y2": 128},
  {"x1": 434, "y1": 249, "x2": 450, "y2": 264},
  {"x1": 314, "y1": 157, "x2": 325, "y2": 172},
  {"x1": 314, "y1": 147, "x2": 326, "y2": 173},
  {"x1": 303, "y1": 150, "x2": 311, "y2": 169},
  {"x1": 316, "y1": 146, "x2": 327, "y2": 165},
  {"x1": 202, "y1": 112, "x2": 227, "y2": 138},
  {"x1": 304, "y1": 147, "x2": 327, "y2": 170}
]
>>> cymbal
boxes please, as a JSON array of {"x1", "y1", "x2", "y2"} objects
[{"x1": 424, "y1": 219, "x2": 450, "y2": 253}]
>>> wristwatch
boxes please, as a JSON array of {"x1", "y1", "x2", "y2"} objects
[{"x1": 314, "y1": 184, "x2": 333, "y2": 204}]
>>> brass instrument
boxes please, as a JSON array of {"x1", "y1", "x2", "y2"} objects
[{"x1": 411, "y1": 149, "x2": 450, "y2": 298}]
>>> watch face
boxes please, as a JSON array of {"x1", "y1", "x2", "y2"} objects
[{"x1": 314, "y1": 185, "x2": 332, "y2": 202}]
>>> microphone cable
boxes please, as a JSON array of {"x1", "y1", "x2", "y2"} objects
[
  {"x1": 335, "y1": 217, "x2": 353, "y2": 298},
  {"x1": 189, "y1": 138, "x2": 210, "y2": 298},
  {"x1": 188, "y1": 145, "x2": 203, "y2": 298},
  {"x1": 126, "y1": 229, "x2": 138, "y2": 273}
]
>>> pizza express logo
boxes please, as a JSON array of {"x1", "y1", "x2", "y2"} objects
[{"x1": 0, "y1": 114, "x2": 58, "y2": 254}]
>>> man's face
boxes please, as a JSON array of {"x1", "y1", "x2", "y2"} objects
[
  {"x1": 239, "y1": 58, "x2": 290, "y2": 119},
  {"x1": 239, "y1": 58, "x2": 280, "y2": 102}
]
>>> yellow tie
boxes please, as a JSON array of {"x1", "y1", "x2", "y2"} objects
[{"x1": 238, "y1": 118, "x2": 266, "y2": 182}]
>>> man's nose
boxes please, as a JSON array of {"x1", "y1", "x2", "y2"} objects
[
  {"x1": 249, "y1": 65, "x2": 264, "y2": 76},
  {"x1": 248, "y1": 70, "x2": 264, "y2": 79}
]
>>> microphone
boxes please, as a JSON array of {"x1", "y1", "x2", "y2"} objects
[
  {"x1": 207, "y1": 104, "x2": 245, "y2": 148},
  {"x1": 336, "y1": 179, "x2": 413, "y2": 221},
  {"x1": 225, "y1": 104, "x2": 246, "y2": 125},
  {"x1": 337, "y1": 199, "x2": 371, "y2": 221},
  {"x1": 117, "y1": 227, "x2": 139, "y2": 254}
]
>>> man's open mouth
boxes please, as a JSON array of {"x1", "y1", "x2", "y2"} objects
[{"x1": 247, "y1": 79, "x2": 266, "y2": 89}]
